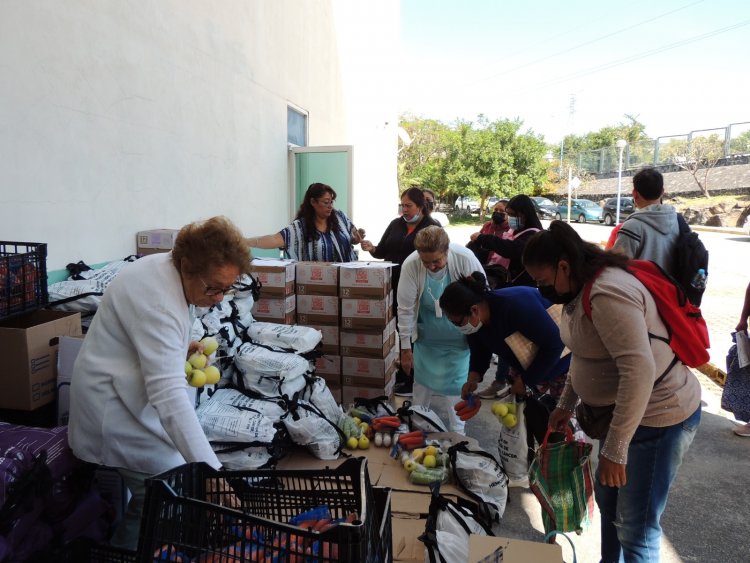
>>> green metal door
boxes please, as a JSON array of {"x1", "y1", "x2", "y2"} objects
[{"x1": 291, "y1": 146, "x2": 353, "y2": 218}]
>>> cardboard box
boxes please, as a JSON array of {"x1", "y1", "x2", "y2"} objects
[
  {"x1": 306, "y1": 324, "x2": 339, "y2": 355},
  {"x1": 339, "y1": 262, "x2": 394, "y2": 298},
  {"x1": 327, "y1": 383, "x2": 342, "y2": 405},
  {"x1": 317, "y1": 372, "x2": 342, "y2": 391},
  {"x1": 251, "y1": 295, "x2": 296, "y2": 324},
  {"x1": 468, "y1": 535, "x2": 563, "y2": 562},
  {"x1": 342, "y1": 346, "x2": 398, "y2": 387},
  {"x1": 136, "y1": 228, "x2": 179, "y2": 255},
  {"x1": 296, "y1": 295, "x2": 339, "y2": 326},
  {"x1": 56, "y1": 335, "x2": 85, "y2": 425},
  {"x1": 341, "y1": 294, "x2": 392, "y2": 330},
  {"x1": 392, "y1": 518, "x2": 427, "y2": 562},
  {"x1": 314, "y1": 354, "x2": 341, "y2": 377},
  {"x1": 340, "y1": 318, "x2": 396, "y2": 358},
  {"x1": 341, "y1": 371, "x2": 396, "y2": 408},
  {"x1": 249, "y1": 258, "x2": 296, "y2": 297},
  {"x1": 295, "y1": 262, "x2": 339, "y2": 296},
  {"x1": 1, "y1": 310, "x2": 82, "y2": 410}
]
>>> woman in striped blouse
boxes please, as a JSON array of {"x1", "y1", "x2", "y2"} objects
[{"x1": 247, "y1": 183, "x2": 364, "y2": 261}]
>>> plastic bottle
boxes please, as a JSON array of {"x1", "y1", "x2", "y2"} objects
[{"x1": 690, "y1": 268, "x2": 707, "y2": 290}]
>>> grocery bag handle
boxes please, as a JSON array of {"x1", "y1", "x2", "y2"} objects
[
  {"x1": 541, "y1": 426, "x2": 574, "y2": 449},
  {"x1": 543, "y1": 530, "x2": 578, "y2": 562}
]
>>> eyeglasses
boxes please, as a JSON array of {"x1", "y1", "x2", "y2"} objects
[
  {"x1": 200, "y1": 277, "x2": 240, "y2": 297},
  {"x1": 314, "y1": 198, "x2": 335, "y2": 207}
]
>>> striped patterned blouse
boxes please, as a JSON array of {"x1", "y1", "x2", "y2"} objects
[{"x1": 280, "y1": 209, "x2": 357, "y2": 262}]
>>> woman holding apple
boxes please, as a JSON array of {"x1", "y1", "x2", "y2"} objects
[
  {"x1": 247, "y1": 182, "x2": 364, "y2": 261},
  {"x1": 438, "y1": 273, "x2": 571, "y2": 460},
  {"x1": 68, "y1": 216, "x2": 251, "y2": 550}
]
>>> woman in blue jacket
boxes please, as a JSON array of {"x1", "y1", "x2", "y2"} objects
[{"x1": 439, "y1": 272, "x2": 571, "y2": 449}]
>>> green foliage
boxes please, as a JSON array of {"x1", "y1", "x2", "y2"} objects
[
  {"x1": 660, "y1": 135, "x2": 724, "y2": 196},
  {"x1": 398, "y1": 114, "x2": 548, "y2": 216},
  {"x1": 730, "y1": 130, "x2": 750, "y2": 154}
]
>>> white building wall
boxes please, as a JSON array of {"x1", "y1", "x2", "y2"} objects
[{"x1": 0, "y1": 1, "x2": 399, "y2": 270}]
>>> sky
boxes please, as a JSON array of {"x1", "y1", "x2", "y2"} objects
[{"x1": 398, "y1": 0, "x2": 750, "y2": 144}]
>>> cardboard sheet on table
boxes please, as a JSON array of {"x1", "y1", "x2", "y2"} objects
[
  {"x1": 276, "y1": 448, "x2": 385, "y2": 484},
  {"x1": 391, "y1": 517, "x2": 427, "y2": 562},
  {"x1": 468, "y1": 535, "x2": 563, "y2": 563},
  {"x1": 390, "y1": 490, "x2": 463, "y2": 517}
]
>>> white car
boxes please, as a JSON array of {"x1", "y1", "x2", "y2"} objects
[{"x1": 454, "y1": 197, "x2": 481, "y2": 213}]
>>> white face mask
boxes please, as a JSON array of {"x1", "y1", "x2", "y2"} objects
[
  {"x1": 456, "y1": 320, "x2": 482, "y2": 334},
  {"x1": 404, "y1": 213, "x2": 422, "y2": 224}
]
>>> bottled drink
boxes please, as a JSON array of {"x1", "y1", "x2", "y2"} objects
[{"x1": 690, "y1": 268, "x2": 707, "y2": 290}]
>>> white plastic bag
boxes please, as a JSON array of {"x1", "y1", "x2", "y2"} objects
[
  {"x1": 204, "y1": 388, "x2": 286, "y2": 419},
  {"x1": 282, "y1": 400, "x2": 342, "y2": 460},
  {"x1": 424, "y1": 490, "x2": 492, "y2": 563},
  {"x1": 398, "y1": 402, "x2": 448, "y2": 433},
  {"x1": 298, "y1": 376, "x2": 343, "y2": 423},
  {"x1": 213, "y1": 445, "x2": 275, "y2": 470},
  {"x1": 497, "y1": 397, "x2": 529, "y2": 484},
  {"x1": 247, "y1": 322, "x2": 322, "y2": 354},
  {"x1": 196, "y1": 396, "x2": 280, "y2": 444},
  {"x1": 233, "y1": 343, "x2": 311, "y2": 397},
  {"x1": 447, "y1": 442, "x2": 509, "y2": 527}
]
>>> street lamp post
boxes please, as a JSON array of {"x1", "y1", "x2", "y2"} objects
[{"x1": 615, "y1": 139, "x2": 627, "y2": 224}]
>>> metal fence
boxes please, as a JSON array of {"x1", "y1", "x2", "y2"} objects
[{"x1": 574, "y1": 121, "x2": 750, "y2": 174}]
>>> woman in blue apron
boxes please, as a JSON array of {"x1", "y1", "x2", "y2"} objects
[{"x1": 397, "y1": 226, "x2": 484, "y2": 433}]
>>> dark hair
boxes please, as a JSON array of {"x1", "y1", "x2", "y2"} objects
[
  {"x1": 439, "y1": 271, "x2": 488, "y2": 317},
  {"x1": 296, "y1": 183, "x2": 341, "y2": 242},
  {"x1": 632, "y1": 167, "x2": 664, "y2": 201},
  {"x1": 522, "y1": 220, "x2": 628, "y2": 288},
  {"x1": 507, "y1": 194, "x2": 543, "y2": 230},
  {"x1": 402, "y1": 187, "x2": 429, "y2": 215},
  {"x1": 172, "y1": 216, "x2": 252, "y2": 276}
]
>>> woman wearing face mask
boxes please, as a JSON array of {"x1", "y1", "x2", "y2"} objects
[
  {"x1": 522, "y1": 221, "x2": 701, "y2": 563},
  {"x1": 468, "y1": 194, "x2": 543, "y2": 287},
  {"x1": 361, "y1": 187, "x2": 441, "y2": 395},
  {"x1": 422, "y1": 188, "x2": 449, "y2": 226},
  {"x1": 439, "y1": 272, "x2": 571, "y2": 452},
  {"x1": 397, "y1": 226, "x2": 484, "y2": 432}
]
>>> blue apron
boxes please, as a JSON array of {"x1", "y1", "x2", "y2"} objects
[{"x1": 413, "y1": 270, "x2": 470, "y2": 395}]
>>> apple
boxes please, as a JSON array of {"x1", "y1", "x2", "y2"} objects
[
  {"x1": 505, "y1": 403, "x2": 517, "y2": 415},
  {"x1": 200, "y1": 336, "x2": 219, "y2": 356},
  {"x1": 359, "y1": 422, "x2": 369, "y2": 433},
  {"x1": 184, "y1": 361, "x2": 193, "y2": 377},
  {"x1": 188, "y1": 369, "x2": 207, "y2": 388},
  {"x1": 423, "y1": 445, "x2": 438, "y2": 458},
  {"x1": 358, "y1": 435, "x2": 370, "y2": 449},
  {"x1": 347, "y1": 436, "x2": 359, "y2": 450},
  {"x1": 492, "y1": 403, "x2": 509, "y2": 418},
  {"x1": 188, "y1": 352, "x2": 208, "y2": 369},
  {"x1": 502, "y1": 413, "x2": 518, "y2": 428},
  {"x1": 403, "y1": 460, "x2": 417, "y2": 473},
  {"x1": 203, "y1": 365, "x2": 221, "y2": 385},
  {"x1": 423, "y1": 454, "x2": 437, "y2": 468}
]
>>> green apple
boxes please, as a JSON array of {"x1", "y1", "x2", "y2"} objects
[
  {"x1": 188, "y1": 369, "x2": 207, "y2": 388},
  {"x1": 502, "y1": 413, "x2": 518, "y2": 428},
  {"x1": 358, "y1": 435, "x2": 370, "y2": 449},
  {"x1": 347, "y1": 436, "x2": 359, "y2": 449},
  {"x1": 423, "y1": 454, "x2": 437, "y2": 468},
  {"x1": 188, "y1": 352, "x2": 208, "y2": 369},
  {"x1": 491, "y1": 402, "x2": 509, "y2": 418},
  {"x1": 200, "y1": 336, "x2": 219, "y2": 356},
  {"x1": 184, "y1": 361, "x2": 193, "y2": 377},
  {"x1": 203, "y1": 365, "x2": 221, "y2": 385},
  {"x1": 506, "y1": 403, "x2": 517, "y2": 415}
]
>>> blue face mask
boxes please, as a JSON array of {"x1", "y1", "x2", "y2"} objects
[
  {"x1": 507, "y1": 216, "x2": 523, "y2": 231},
  {"x1": 404, "y1": 213, "x2": 422, "y2": 225}
]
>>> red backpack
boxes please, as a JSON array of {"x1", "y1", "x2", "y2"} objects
[{"x1": 582, "y1": 260, "x2": 710, "y2": 371}]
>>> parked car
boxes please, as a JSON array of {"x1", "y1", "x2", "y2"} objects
[
  {"x1": 531, "y1": 197, "x2": 559, "y2": 220},
  {"x1": 601, "y1": 196, "x2": 635, "y2": 225},
  {"x1": 454, "y1": 196, "x2": 481, "y2": 213},
  {"x1": 555, "y1": 198, "x2": 603, "y2": 223}
]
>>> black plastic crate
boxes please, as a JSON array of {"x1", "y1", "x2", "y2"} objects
[
  {"x1": 59, "y1": 539, "x2": 138, "y2": 563},
  {"x1": 0, "y1": 241, "x2": 48, "y2": 319},
  {"x1": 138, "y1": 457, "x2": 391, "y2": 563}
]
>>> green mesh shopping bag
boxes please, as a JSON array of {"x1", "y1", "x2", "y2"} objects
[{"x1": 528, "y1": 428, "x2": 595, "y2": 536}]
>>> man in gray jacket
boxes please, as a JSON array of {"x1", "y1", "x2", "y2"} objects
[{"x1": 613, "y1": 167, "x2": 679, "y2": 274}]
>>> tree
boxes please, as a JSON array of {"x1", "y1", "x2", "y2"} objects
[
  {"x1": 660, "y1": 135, "x2": 724, "y2": 196},
  {"x1": 398, "y1": 115, "x2": 547, "y2": 217}
]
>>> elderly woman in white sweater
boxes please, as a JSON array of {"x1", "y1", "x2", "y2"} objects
[
  {"x1": 397, "y1": 226, "x2": 484, "y2": 433},
  {"x1": 69, "y1": 216, "x2": 251, "y2": 550}
]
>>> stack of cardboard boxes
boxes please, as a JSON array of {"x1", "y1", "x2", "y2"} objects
[
  {"x1": 338, "y1": 263, "x2": 397, "y2": 406},
  {"x1": 249, "y1": 259, "x2": 297, "y2": 324},
  {"x1": 247, "y1": 259, "x2": 397, "y2": 406}
]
